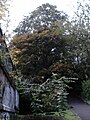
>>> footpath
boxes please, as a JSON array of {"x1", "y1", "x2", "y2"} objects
[{"x1": 68, "y1": 96, "x2": 90, "y2": 120}]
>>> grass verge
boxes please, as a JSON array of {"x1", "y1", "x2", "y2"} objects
[
  {"x1": 46, "y1": 109, "x2": 80, "y2": 120},
  {"x1": 63, "y1": 110, "x2": 80, "y2": 120}
]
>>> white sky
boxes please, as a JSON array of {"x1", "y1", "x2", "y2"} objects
[{"x1": 2, "y1": 0, "x2": 78, "y2": 36}]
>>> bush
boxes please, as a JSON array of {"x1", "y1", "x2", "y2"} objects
[
  {"x1": 18, "y1": 74, "x2": 69, "y2": 114},
  {"x1": 30, "y1": 74, "x2": 68, "y2": 114},
  {"x1": 81, "y1": 79, "x2": 90, "y2": 101}
]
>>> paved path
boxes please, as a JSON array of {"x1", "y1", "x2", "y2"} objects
[{"x1": 68, "y1": 96, "x2": 90, "y2": 120}]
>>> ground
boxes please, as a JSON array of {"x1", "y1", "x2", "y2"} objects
[{"x1": 68, "y1": 96, "x2": 90, "y2": 120}]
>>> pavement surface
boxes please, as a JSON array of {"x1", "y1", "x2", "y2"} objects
[{"x1": 68, "y1": 96, "x2": 90, "y2": 120}]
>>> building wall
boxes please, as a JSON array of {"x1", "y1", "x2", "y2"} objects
[
  {"x1": 1, "y1": 112, "x2": 17, "y2": 120},
  {"x1": 0, "y1": 67, "x2": 19, "y2": 113}
]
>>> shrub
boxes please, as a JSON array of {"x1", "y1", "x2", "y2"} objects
[
  {"x1": 18, "y1": 74, "x2": 69, "y2": 114},
  {"x1": 81, "y1": 79, "x2": 90, "y2": 101},
  {"x1": 30, "y1": 74, "x2": 68, "y2": 114}
]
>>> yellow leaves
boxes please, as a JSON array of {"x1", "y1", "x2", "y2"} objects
[
  {"x1": 10, "y1": 47, "x2": 20, "y2": 65},
  {"x1": 0, "y1": 0, "x2": 10, "y2": 19}
]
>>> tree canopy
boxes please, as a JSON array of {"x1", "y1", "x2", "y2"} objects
[
  {"x1": 10, "y1": 1, "x2": 90, "y2": 114},
  {"x1": 11, "y1": 2, "x2": 90, "y2": 84},
  {"x1": 14, "y1": 3, "x2": 67, "y2": 35},
  {"x1": 11, "y1": 27, "x2": 66, "y2": 82},
  {"x1": 11, "y1": 25, "x2": 85, "y2": 84}
]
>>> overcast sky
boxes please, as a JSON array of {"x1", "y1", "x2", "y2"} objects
[{"x1": 2, "y1": 0, "x2": 79, "y2": 36}]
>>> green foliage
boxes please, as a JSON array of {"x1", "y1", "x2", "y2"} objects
[
  {"x1": 11, "y1": 27, "x2": 75, "y2": 83},
  {"x1": 11, "y1": 25, "x2": 87, "y2": 84},
  {"x1": 81, "y1": 79, "x2": 90, "y2": 101},
  {"x1": 0, "y1": 39, "x2": 16, "y2": 86},
  {"x1": 16, "y1": 110, "x2": 79, "y2": 120},
  {"x1": 10, "y1": 0, "x2": 90, "y2": 115},
  {"x1": 11, "y1": 2, "x2": 90, "y2": 84},
  {"x1": 18, "y1": 74, "x2": 69, "y2": 114},
  {"x1": 0, "y1": 40, "x2": 14, "y2": 72},
  {"x1": 14, "y1": 3, "x2": 67, "y2": 35},
  {"x1": 71, "y1": 1, "x2": 90, "y2": 79},
  {"x1": 64, "y1": 110, "x2": 79, "y2": 120}
]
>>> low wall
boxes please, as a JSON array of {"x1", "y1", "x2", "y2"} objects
[{"x1": 16, "y1": 115, "x2": 64, "y2": 120}]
